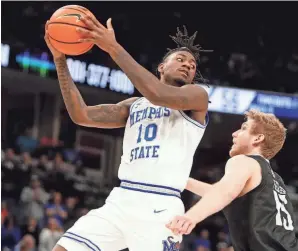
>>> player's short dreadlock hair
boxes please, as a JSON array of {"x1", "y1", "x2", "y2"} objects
[{"x1": 159, "y1": 25, "x2": 213, "y2": 85}]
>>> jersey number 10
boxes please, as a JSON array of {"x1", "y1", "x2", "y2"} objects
[
  {"x1": 273, "y1": 190, "x2": 294, "y2": 231},
  {"x1": 137, "y1": 124, "x2": 158, "y2": 143}
]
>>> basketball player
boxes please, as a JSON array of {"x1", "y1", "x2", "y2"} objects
[
  {"x1": 167, "y1": 110, "x2": 298, "y2": 251},
  {"x1": 44, "y1": 10, "x2": 211, "y2": 251}
]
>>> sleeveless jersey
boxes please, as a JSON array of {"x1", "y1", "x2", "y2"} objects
[
  {"x1": 118, "y1": 97, "x2": 208, "y2": 191},
  {"x1": 223, "y1": 155, "x2": 298, "y2": 251}
]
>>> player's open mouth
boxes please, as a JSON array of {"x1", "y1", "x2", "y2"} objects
[{"x1": 178, "y1": 69, "x2": 188, "y2": 77}]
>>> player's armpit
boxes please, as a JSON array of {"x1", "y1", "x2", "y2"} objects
[
  {"x1": 150, "y1": 84, "x2": 208, "y2": 111},
  {"x1": 186, "y1": 178, "x2": 213, "y2": 197},
  {"x1": 76, "y1": 97, "x2": 139, "y2": 129}
]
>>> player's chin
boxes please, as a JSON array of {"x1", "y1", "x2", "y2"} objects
[
  {"x1": 229, "y1": 148, "x2": 239, "y2": 157},
  {"x1": 174, "y1": 78, "x2": 186, "y2": 87},
  {"x1": 173, "y1": 75, "x2": 190, "y2": 86}
]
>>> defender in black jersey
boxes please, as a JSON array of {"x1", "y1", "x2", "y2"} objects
[{"x1": 167, "y1": 109, "x2": 298, "y2": 251}]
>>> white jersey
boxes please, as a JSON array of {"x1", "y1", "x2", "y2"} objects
[{"x1": 118, "y1": 97, "x2": 208, "y2": 192}]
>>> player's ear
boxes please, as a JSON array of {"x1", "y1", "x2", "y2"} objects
[
  {"x1": 158, "y1": 63, "x2": 165, "y2": 75},
  {"x1": 253, "y1": 134, "x2": 265, "y2": 145}
]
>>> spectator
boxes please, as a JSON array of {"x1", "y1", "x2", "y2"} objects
[
  {"x1": 2, "y1": 148, "x2": 19, "y2": 171},
  {"x1": 16, "y1": 152, "x2": 33, "y2": 191},
  {"x1": 13, "y1": 234, "x2": 36, "y2": 251},
  {"x1": 16, "y1": 128, "x2": 38, "y2": 154},
  {"x1": 216, "y1": 232, "x2": 229, "y2": 251},
  {"x1": 52, "y1": 153, "x2": 67, "y2": 172},
  {"x1": 45, "y1": 192, "x2": 68, "y2": 226},
  {"x1": 46, "y1": 154, "x2": 68, "y2": 192},
  {"x1": 21, "y1": 217, "x2": 40, "y2": 247},
  {"x1": 63, "y1": 196, "x2": 78, "y2": 230},
  {"x1": 1, "y1": 201, "x2": 9, "y2": 224},
  {"x1": 34, "y1": 155, "x2": 53, "y2": 184},
  {"x1": 1, "y1": 216, "x2": 21, "y2": 250},
  {"x1": 38, "y1": 217, "x2": 63, "y2": 251},
  {"x1": 194, "y1": 229, "x2": 211, "y2": 251},
  {"x1": 2, "y1": 149, "x2": 20, "y2": 199},
  {"x1": 36, "y1": 155, "x2": 52, "y2": 172},
  {"x1": 2, "y1": 149, "x2": 5, "y2": 161},
  {"x1": 20, "y1": 176, "x2": 49, "y2": 224},
  {"x1": 18, "y1": 152, "x2": 33, "y2": 172}
]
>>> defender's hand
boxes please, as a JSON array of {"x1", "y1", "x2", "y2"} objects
[
  {"x1": 76, "y1": 16, "x2": 117, "y2": 54},
  {"x1": 44, "y1": 21, "x2": 65, "y2": 59},
  {"x1": 166, "y1": 215, "x2": 197, "y2": 235}
]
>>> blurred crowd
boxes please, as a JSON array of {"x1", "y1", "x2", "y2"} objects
[
  {"x1": 1, "y1": 147, "x2": 92, "y2": 251},
  {"x1": 1, "y1": 128, "x2": 236, "y2": 251},
  {"x1": 1, "y1": 148, "x2": 234, "y2": 251},
  {"x1": 1, "y1": 125, "x2": 109, "y2": 251}
]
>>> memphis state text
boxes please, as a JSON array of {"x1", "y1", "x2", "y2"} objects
[{"x1": 129, "y1": 106, "x2": 171, "y2": 162}]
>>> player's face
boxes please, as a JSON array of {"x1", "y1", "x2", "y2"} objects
[
  {"x1": 158, "y1": 51, "x2": 197, "y2": 86},
  {"x1": 229, "y1": 119, "x2": 260, "y2": 157}
]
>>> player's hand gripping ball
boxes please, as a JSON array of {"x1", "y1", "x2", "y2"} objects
[{"x1": 75, "y1": 14, "x2": 117, "y2": 54}]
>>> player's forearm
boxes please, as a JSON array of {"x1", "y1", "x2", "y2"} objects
[
  {"x1": 108, "y1": 43, "x2": 166, "y2": 102},
  {"x1": 185, "y1": 181, "x2": 236, "y2": 223},
  {"x1": 54, "y1": 56, "x2": 87, "y2": 122},
  {"x1": 186, "y1": 178, "x2": 213, "y2": 197}
]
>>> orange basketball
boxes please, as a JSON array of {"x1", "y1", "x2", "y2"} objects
[{"x1": 47, "y1": 5, "x2": 95, "y2": 56}]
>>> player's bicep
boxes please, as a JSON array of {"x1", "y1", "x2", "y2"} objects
[
  {"x1": 79, "y1": 97, "x2": 139, "y2": 128},
  {"x1": 219, "y1": 155, "x2": 255, "y2": 199},
  {"x1": 152, "y1": 84, "x2": 208, "y2": 111}
]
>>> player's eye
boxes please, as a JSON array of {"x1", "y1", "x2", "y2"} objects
[
  {"x1": 191, "y1": 65, "x2": 196, "y2": 69},
  {"x1": 177, "y1": 58, "x2": 183, "y2": 62}
]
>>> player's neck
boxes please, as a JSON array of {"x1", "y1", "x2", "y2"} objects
[
  {"x1": 160, "y1": 76, "x2": 181, "y2": 87},
  {"x1": 246, "y1": 150, "x2": 267, "y2": 160}
]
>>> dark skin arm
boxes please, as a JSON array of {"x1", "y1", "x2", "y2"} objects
[
  {"x1": 76, "y1": 15, "x2": 208, "y2": 113},
  {"x1": 45, "y1": 23, "x2": 138, "y2": 129},
  {"x1": 54, "y1": 56, "x2": 137, "y2": 128}
]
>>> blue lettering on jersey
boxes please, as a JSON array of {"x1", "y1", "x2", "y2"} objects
[
  {"x1": 130, "y1": 107, "x2": 170, "y2": 127},
  {"x1": 135, "y1": 110, "x2": 142, "y2": 123},
  {"x1": 128, "y1": 104, "x2": 170, "y2": 162},
  {"x1": 163, "y1": 108, "x2": 170, "y2": 117},
  {"x1": 148, "y1": 107, "x2": 156, "y2": 119},
  {"x1": 130, "y1": 145, "x2": 160, "y2": 161},
  {"x1": 130, "y1": 123, "x2": 160, "y2": 162},
  {"x1": 162, "y1": 236, "x2": 180, "y2": 251}
]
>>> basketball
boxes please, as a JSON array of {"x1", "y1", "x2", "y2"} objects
[{"x1": 47, "y1": 5, "x2": 95, "y2": 56}]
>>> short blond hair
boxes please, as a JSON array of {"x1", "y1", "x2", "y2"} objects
[{"x1": 244, "y1": 109, "x2": 287, "y2": 159}]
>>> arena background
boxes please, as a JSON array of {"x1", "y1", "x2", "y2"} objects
[{"x1": 1, "y1": 1, "x2": 298, "y2": 251}]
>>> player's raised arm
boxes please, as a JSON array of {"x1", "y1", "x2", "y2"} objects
[
  {"x1": 77, "y1": 16, "x2": 209, "y2": 112},
  {"x1": 108, "y1": 47, "x2": 208, "y2": 111},
  {"x1": 45, "y1": 22, "x2": 138, "y2": 128}
]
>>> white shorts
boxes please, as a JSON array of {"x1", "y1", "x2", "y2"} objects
[{"x1": 57, "y1": 180, "x2": 184, "y2": 251}]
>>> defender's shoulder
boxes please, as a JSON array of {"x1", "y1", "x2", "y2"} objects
[{"x1": 226, "y1": 155, "x2": 260, "y2": 169}]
